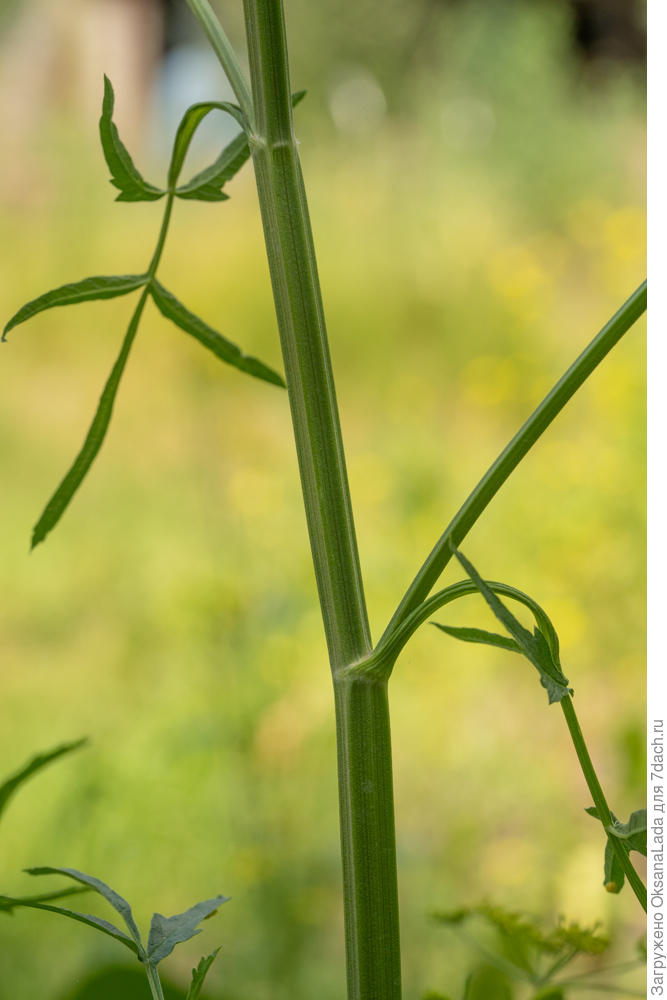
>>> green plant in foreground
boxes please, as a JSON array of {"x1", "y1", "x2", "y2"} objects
[
  {"x1": 427, "y1": 904, "x2": 645, "y2": 999},
  {"x1": 2, "y1": 868, "x2": 225, "y2": 1000},
  {"x1": 433, "y1": 545, "x2": 647, "y2": 907},
  {"x1": 3, "y1": 0, "x2": 647, "y2": 997}
]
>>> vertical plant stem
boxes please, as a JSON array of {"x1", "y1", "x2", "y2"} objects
[
  {"x1": 560, "y1": 695, "x2": 647, "y2": 911},
  {"x1": 334, "y1": 675, "x2": 402, "y2": 999},
  {"x1": 145, "y1": 964, "x2": 166, "y2": 1000},
  {"x1": 186, "y1": 1, "x2": 403, "y2": 995}
]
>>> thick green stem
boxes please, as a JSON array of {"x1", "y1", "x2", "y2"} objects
[
  {"x1": 241, "y1": 0, "x2": 371, "y2": 670},
  {"x1": 382, "y1": 281, "x2": 647, "y2": 642},
  {"x1": 560, "y1": 695, "x2": 647, "y2": 911},
  {"x1": 334, "y1": 676, "x2": 402, "y2": 999},
  {"x1": 189, "y1": 1, "x2": 401, "y2": 996}
]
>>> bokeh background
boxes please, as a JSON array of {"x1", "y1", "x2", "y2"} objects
[{"x1": 0, "y1": 0, "x2": 645, "y2": 997}]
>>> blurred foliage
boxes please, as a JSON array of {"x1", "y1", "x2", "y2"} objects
[
  {"x1": 428, "y1": 904, "x2": 644, "y2": 998},
  {"x1": 0, "y1": 1, "x2": 644, "y2": 998}
]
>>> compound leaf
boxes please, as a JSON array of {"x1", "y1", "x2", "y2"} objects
[
  {"x1": 0, "y1": 738, "x2": 87, "y2": 823},
  {"x1": 26, "y1": 867, "x2": 143, "y2": 947},
  {"x1": 149, "y1": 280, "x2": 285, "y2": 387},
  {"x1": 147, "y1": 896, "x2": 229, "y2": 965},
  {"x1": 185, "y1": 949, "x2": 220, "y2": 999},
  {"x1": 2, "y1": 274, "x2": 147, "y2": 341},
  {"x1": 100, "y1": 76, "x2": 165, "y2": 201}
]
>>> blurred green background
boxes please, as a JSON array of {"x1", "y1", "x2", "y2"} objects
[{"x1": 0, "y1": 0, "x2": 645, "y2": 997}]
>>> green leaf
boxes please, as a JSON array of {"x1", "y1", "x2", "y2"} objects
[
  {"x1": 185, "y1": 949, "x2": 220, "y2": 1000},
  {"x1": 26, "y1": 867, "x2": 143, "y2": 948},
  {"x1": 586, "y1": 806, "x2": 646, "y2": 892},
  {"x1": 0, "y1": 739, "x2": 87, "y2": 823},
  {"x1": 608, "y1": 808, "x2": 647, "y2": 855},
  {"x1": 448, "y1": 546, "x2": 570, "y2": 704},
  {"x1": 175, "y1": 89, "x2": 305, "y2": 201},
  {"x1": 176, "y1": 133, "x2": 245, "y2": 202},
  {"x1": 532, "y1": 990, "x2": 564, "y2": 1000},
  {"x1": 167, "y1": 101, "x2": 249, "y2": 190},
  {"x1": 147, "y1": 895, "x2": 229, "y2": 965},
  {"x1": 432, "y1": 624, "x2": 521, "y2": 653},
  {"x1": 100, "y1": 76, "x2": 165, "y2": 202},
  {"x1": 463, "y1": 965, "x2": 514, "y2": 1000},
  {"x1": 0, "y1": 886, "x2": 88, "y2": 914},
  {"x1": 0, "y1": 895, "x2": 139, "y2": 955},
  {"x1": 149, "y1": 280, "x2": 285, "y2": 387},
  {"x1": 2, "y1": 274, "x2": 148, "y2": 341},
  {"x1": 31, "y1": 292, "x2": 146, "y2": 548}
]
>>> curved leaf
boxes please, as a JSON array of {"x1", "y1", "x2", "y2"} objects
[
  {"x1": 448, "y1": 546, "x2": 570, "y2": 704},
  {"x1": 186, "y1": 950, "x2": 220, "y2": 1000},
  {"x1": 167, "y1": 101, "x2": 249, "y2": 190},
  {"x1": 0, "y1": 738, "x2": 87, "y2": 823},
  {"x1": 432, "y1": 624, "x2": 521, "y2": 653},
  {"x1": 147, "y1": 895, "x2": 229, "y2": 965},
  {"x1": 31, "y1": 291, "x2": 147, "y2": 548},
  {"x1": 175, "y1": 90, "x2": 306, "y2": 201},
  {"x1": 0, "y1": 886, "x2": 88, "y2": 914},
  {"x1": 26, "y1": 867, "x2": 143, "y2": 947},
  {"x1": 2, "y1": 274, "x2": 147, "y2": 341},
  {"x1": 149, "y1": 280, "x2": 285, "y2": 387},
  {"x1": 100, "y1": 76, "x2": 165, "y2": 202},
  {"x1": 0, "y1": 895, "x2": 139, "y2": 955}
]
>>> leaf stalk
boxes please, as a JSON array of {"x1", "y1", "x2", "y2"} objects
[{"x1": 560, "y1": 695, "x2": 647, "y2": 911}]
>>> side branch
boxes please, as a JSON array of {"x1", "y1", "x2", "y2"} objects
[{"x1": 381, "y1": 280, "x2": 647, "y2": 643}]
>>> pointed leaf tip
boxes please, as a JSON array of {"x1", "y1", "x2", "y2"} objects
[
  {"x1": 3, "y1": 274, "x2": 148, "y2": 340},
  {"x1": 147, "y1": 895, "x2": 229, "y2": 965},
  {"x1": 185, "y1": 949, "x2": 221, "y2": 1000},
  {"x1": 99, "y1": 75, "x2": 164, "y2": 202},
  {"x1": 29, "y1": 292, "x2": 145, "y2": 548},
  {"x1": 149, "y1": 281, "x2": 285, "y2": 387}
]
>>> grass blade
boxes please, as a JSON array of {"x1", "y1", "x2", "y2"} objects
[
  {"x1": 26, "y1": 867, "x2": 143, "y2": 947},
  {"x1": 100, "y1": 76, "x2": 165, "y2": 202},
  {"x1": 147, "y1": 896, "x2": 228, "y2": 965},
  {"x1": 2, "y1": 274, "x2": 147, "y2": 341},
  {"x1": 0, "y1": 895, "x2": 139, "y2": 954},
  {"x1": 185, "y1": 950, "x2": 220, "y2": 1000},
  {"x1": 31, "y1": 290, "x2": 148, "y2": 548},
  {"x1": 0, "y1": 739, "x2": 87, "y2": 823},
  {"x1": 149, "y1": 280, "x2": 285, "y2": 387}
]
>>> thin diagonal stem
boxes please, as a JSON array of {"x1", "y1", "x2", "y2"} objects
[
  {"x1": 560, "y1": 695, "x2": 647, "y2": 911},
  {"x1": 184, "y1": 0, "x2": 254, "y2": 121},
  {"x1": 381, "y1": 281, "x2": 647, "y2": 643}
]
